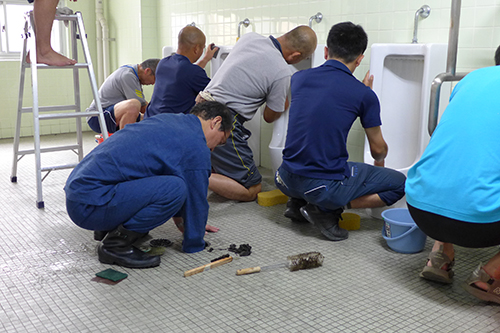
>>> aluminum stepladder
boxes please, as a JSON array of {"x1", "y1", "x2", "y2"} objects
[{"x1": 11, "y1": 9, "x2": 108, "y2": 209}]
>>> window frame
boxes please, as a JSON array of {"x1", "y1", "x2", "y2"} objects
[{"x1": 0, "y1": 0, "x2": 68, "y2": 61}]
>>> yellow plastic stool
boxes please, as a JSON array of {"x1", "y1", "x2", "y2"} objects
[
  {"x1": 257, "y1": 189, "x2": 288, "y2": 207},
  {"x1": 339, "y1": 213, "x2": 361, "y2": 230}
]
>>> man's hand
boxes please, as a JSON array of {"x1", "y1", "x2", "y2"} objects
[
  {"x1": 205, "y1": 43, "x2": 219, "y2": 60},
  {"x1": 197, "y1": 43, "x2": 219, "y2": 69},
  {"x1": 363, "y1": 70, "x2": 374, "y2": 89},
  {"x1": 173, "y1": 217, "x2": 220, "y2": 235},
  {"x1": 374, "y1": 159, "x2": 385, "y2": 167},
  {"x1": 205, "y1": 224, "x2": 220, "y2": 233}
]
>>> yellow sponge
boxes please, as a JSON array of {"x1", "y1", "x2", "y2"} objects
[
  {"x1": 339, "y1": 213, "x2": 361, "y2": 230},
  {"x1": 258, "y1": 189, "x2": 288, "y2": 207}
]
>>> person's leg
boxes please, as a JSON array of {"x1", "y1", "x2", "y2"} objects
[
  {"x1": 275, "y1": 167, "x2": 308, "y2": 222},
  {"x1": 67, "y1": 176, "x2": 187, "y2": 268},
  {"x1": 87, "y1": 106, "x2": 117, "y2": 134},
  {"x1": 275, "y1": 167, "x2": 347, "y2": 240},
  {"x1": 113, "y1": 99, "x2": 142, "y2": 130},
  {"x1": 209, "y1": 115, "x2": 262, "y2": 201},
  {"x1": 31, "y1": 0, "x2": 77, "y2": 66},
  {"x1": 343, "y1": 162, "x2": 406, "y2": 209},
  {"x1": 209, "y1": 173, "x2": 261, "y2": 201}
]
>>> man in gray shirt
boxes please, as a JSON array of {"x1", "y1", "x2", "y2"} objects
[
  {"x1": 198, "y1": 26, "x2": 317, "y2": 201},
  {"x1": 87, "y1": 58, "x2": 160, "y2": 134}
]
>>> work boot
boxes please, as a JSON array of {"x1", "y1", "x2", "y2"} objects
[
  {"x1": 94, "y1": 229, "x2": 149, "y2": 241},
  {"x1": 300, "y1": 204, "x2": 348, "y2": 241},
  {"x1": 94, "y1": 230, "x2": 108, "y2": 241},
  {"x1": 284, "y1": 197, "x2": 308, "y2": 223},
  {"x1": 98, "y1": 225, "x2": 160, "y2": 268}
]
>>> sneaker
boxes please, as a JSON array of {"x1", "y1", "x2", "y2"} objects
[
  {"x1": 300, "y1": 204, "x2": 348, "y2": 241},
  {"x1": 284, "y1": 198, "x2": 308, "y2": 223}
]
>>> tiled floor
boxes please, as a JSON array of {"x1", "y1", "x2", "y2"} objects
[{"x1": 1, "y1": 132, "x2": 500, "y2": 332}]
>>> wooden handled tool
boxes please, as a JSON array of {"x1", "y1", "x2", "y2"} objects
[
  {"x1": 236, "y1": 263, "x2": 285, "y2": 275},
  {"x1": 184, "y1": 256, "x2": 233, "y2": 277},
  {"x1": 236, "y1": 252, "x2": 324, "y2": 276}
]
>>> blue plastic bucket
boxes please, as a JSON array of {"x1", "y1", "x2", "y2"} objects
[{"x1": 381, "y1": 208, "x2": 427, "y2": 254}]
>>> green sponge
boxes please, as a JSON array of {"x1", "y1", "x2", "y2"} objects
[{"x1": 95, "y1": 268, "x2": 128, "y2": 282}]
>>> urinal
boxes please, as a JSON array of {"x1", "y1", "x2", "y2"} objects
[
  {"x1": 209, "y1": 46, "x2": 233, "y2": 77},
  {"x1": 162, "y1": 46, "x2": 175, "y2": 57},
  {"x1": 363, "y1": 43, "x2": 451, "y2": 218},
  {"x1": 269, "y1": 44, "x2": 326, "y2": 175}
]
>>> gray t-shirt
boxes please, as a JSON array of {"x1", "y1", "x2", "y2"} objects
[
  {"x1": 205, "y1": 33, "x2": 291, "y2": 121},
  {"x1": 87, "y1": 65, "x2": 147, "y2": 114}
]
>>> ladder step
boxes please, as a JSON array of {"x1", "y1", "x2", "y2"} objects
[
  {"x1": 41, "y1": 163, "x2": 79, "y2": 172},
  {"x1": 22, "y1": 105, "x2": 78, "y2": 113},
  {"x1": 31, "y1": 63, "x2": 89, "y2": 70},
  {"x1": 39, "y1": 111, "x2": 100, "y2": 120},
  {"x1": 17, "y1": 144, "x2": 80, "y2": 155}
]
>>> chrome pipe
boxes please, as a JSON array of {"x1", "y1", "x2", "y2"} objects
[
  {"x1": 412, "y1": 5, "x2": 431, "y2": 44},
  {"x1": 427, "y1": 72, "x2": 467, "y2": 135},
  {"x1": 238, "y1": 18, "x2": 250, "y2": 38},
  {"x1": 308, "y1": 12, "x2": 323, "y2": 28},
  {"x1": 428, "y1": 0, "x2": 464, "y2": 135},
  {"x1": 447, "y1": 0, "x2": 461, "y2": 75}
]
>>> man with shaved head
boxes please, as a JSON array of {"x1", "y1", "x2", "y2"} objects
[
  {"x1": 198, "y1": 25, "x2": 317, "y2": 202},
  {"x1": 145, "y1": 26, "x2": 218, "y2": 118}
]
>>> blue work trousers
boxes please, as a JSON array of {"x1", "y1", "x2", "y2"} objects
[
  {"x1": 66, "y1": 176, "x2": 187, "y2": 233},
  {"x1": 275, "y1": 162, "x2": 406, "y2": 211}
]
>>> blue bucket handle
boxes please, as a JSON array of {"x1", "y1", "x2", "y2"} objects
[{"x1": 382, "y1": 225, "x2": 419, "y2": 241}]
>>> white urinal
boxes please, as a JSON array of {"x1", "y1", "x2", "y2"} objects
[
  {"x1": 162, "y1": 46, "x2": 175, "y2": 58},
  {"x1": 269, "y1": 44, "x2": 326, "y2": 175},
  {"x1": 363, "y1": 43, "x2": 451, "y2": 218},
  {"x1": 210, "y1": 46, "x2": 233, "y2": 77}
]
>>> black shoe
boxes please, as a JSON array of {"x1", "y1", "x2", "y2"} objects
[
  {"x1": 95, "y1": 229, "x2": 149, "y2": 242},
  {"x1": 300, "y1": 204, "x2": 348, "y2": 241},
  {"x1": 284, "y1": 198, "x2": 308, "y2": 223},
  {"x1": 98, "y1": 225, "x2": 160, "y2": 268},
  {"x1": 94, "y1": 230, "x2": 108, "y2": 241}
]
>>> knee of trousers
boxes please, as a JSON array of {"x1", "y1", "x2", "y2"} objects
[{"x1": 380, "y1": 178, "x2": 406, "y2": 206}]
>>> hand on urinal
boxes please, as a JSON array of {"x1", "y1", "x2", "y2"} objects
[{"x1": 363, "y1": 70, "x2": 374, "y2": 89}]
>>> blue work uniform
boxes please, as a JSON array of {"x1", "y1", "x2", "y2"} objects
[
  {"x1": 65, "y1": 113, "x2": 211, "y2": 253},
  {"x1": 276, "y1": 60, "x2": 405, "y2": 210},
  {"x1": 145, "y1": 54, "x2": 210, "y2": 118}
]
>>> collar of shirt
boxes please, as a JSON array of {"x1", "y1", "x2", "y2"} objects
[
  {"x1": 269, "y1": 36, "x2": 283, "y2": 55},
  {"x1": 323, "y1": 59, "x2": 353, "y2": 76},
  {"x1": 121, "y1": 65, "x2": 139, "y2": 80}
]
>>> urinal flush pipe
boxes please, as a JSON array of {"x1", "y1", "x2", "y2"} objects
[
  {"x1": 238, "y1": 18, "x2": 250, "y2": 39},
  {"x1": 308, "y1": 12, "x2": 323, "y2": 28},
  {"x1": 412, "y1": 5, "x2": 431, "y2": 44}
]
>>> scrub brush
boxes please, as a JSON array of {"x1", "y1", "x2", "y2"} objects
[{"x1": 236, "y1": 252, "x2": 324, "y2": 275}]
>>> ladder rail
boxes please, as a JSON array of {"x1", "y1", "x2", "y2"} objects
[
  {"x1": 71, "y1": 17, "x2": 84, "y2": 161},
  {"x1": 27, "y1": 12, "x2": 44, "y2": 208},
  {"x1": 76, "y1": 11, "x2": 108, "y2": 140},
  {"x1": 11, "y1": 10, "x2": 107, "y2": 209},
  {"x1": 11, "y1": 19, "x2": 29, "y2": 182}
]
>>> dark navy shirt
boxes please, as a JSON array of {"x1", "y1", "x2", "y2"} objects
[
  {"x1": 281, "y1": 60, "x2": 381, "y2": 180},
  {"x1": 145, "y1": 54, "x2": 210, "y2": 118}
]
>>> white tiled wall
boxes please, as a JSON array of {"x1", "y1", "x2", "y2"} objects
[
  {"x1": 1, "y1": 0, "x2": 499, "y2": 167},
  {"x1": 156, "y1": 0, "x2": 500, "y2": 165}
]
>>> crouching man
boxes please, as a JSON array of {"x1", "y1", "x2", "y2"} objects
[{"x1": 65, "y1": 101, "x2": 231, "y2": 268}]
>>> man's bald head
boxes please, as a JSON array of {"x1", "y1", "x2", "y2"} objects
[
  {"x1": 278, "y1": 25, "x2": 317, "y2": 64},
  {"x1": 176, "y1": 26, "x2": 208, "y2": 63},
  {"x1": 178, "y1": 26, "x2": 206, "y2": 50}
]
